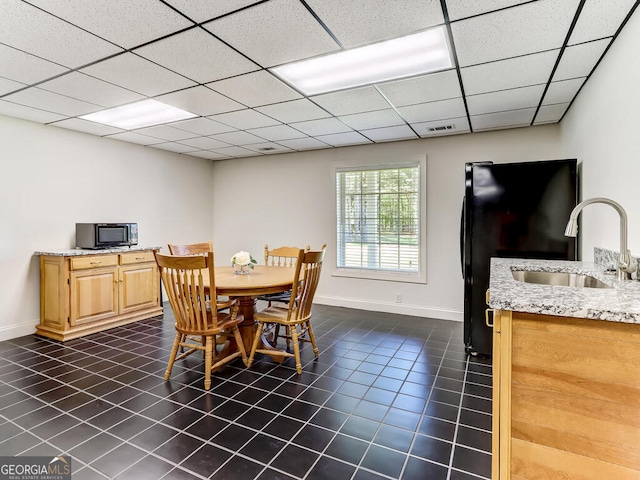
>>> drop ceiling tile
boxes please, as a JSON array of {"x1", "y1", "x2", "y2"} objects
[
  {"x1": 461, "y1": 50, "x2": 558, "y2": 95},
  {"x1": 247, "y1": 124, "x2": 306, "y2": 141},
  {"x1": 310, "y1": 87, "x2": 390, "y2": 116},
  {"x1": 0, "y1": 100, "x2": 67, "y2": 123},
  {"x1": 207, "y1": 70, "x2": 301, "y2": 108},
  {"x1": 163, "y1": 0, "x2": 263, "y2": 23},
  {"x1": 204, "y1": 0, "x2": 339, "y2": 67},
  {"x1": 50, "y1": 118, "x2": 124, "y2": 136},
  {"x1": 81, "y1": 53, "x2": 197, "y2": 97},
  {"x1": 534, "y1": 103, "x2": 570, "y2": 124},
  {"x1": 411, "y1": 117, "x2": 471, "y2": 137},
  {"x1": 277, "y1": 137, "x2": 331, "y2": 150},
  {"x1": 0, "y1": 0, "x2": 121, "y2": 68},
  {"x1": 553, "y1": 39, "x2": 609, "y2": 81},
  {"x1": 396, "y1": 97, "x2": 467, "y2": 123},
  {"x1": 360, "y1": 125, "x2": 417, "y2": 142},
  {"x1": 3, "y1": 87, "x2": 102, "y2": 116},
  {"x1": 466, "y1": 85, "x2": 546, "y2": 116},
  {"x1": 0, "y1": 44, "x2": 69, "y2": 85},
  {"x1": 210, "y1": 130, "x2": 266, "y2": 145},
  {"x1": 134, "y1": 125, "x2": 196, "y2": 141},
  {"x1": 152, "y1": 142, "x2": 199, "y2": 153},
  {"x1": 171, "y1": 117, "x2": 237, "y2": 136},
  {"x1": 243, "y1": 142, "x2": 293, "y2": 154},
  {"x1": 135, "y1": 28, "x2": 259, "y2": 84},
  {"x1": 338, "y1": 109, "x2": 405, "y2": 130},
  {"x1": 106, "y1": 131, "x2": 160, "y2": 145},
  {"x1": 451, "y1": 0, "x2": 581, "y2": 67},
  {"x1": 542, "y1": 78, "x2": 586, "y2": 105},
  {"x1": 304, "y1": 0, "x2": 444, "y2": 48},
  {"x1": 155, "y1": 86, "x2": 244, "y2": 116},
  {"x1": 289, "y1": 118, "x2": 352, "y2": 136},
  {"x1": 315, "y1": 132, "x2": 372, "y2": 146},
  {"x1": 177, "y1": 137, "x2": 231, "y2": 150},
  {"x1": 569, "y1": 0, "x2": 637, "y2": 45},
  {"x1": 0, "y1": 77, "x2": 25, "y2": 96},
  {"x1": 27, "y1": 0, "x2": 192, "y2": 50},
  {"x1": 211, "y1": 146, "x2": 261, "y2": 157},
  {"x1": 377, "y1": 70, "x2": 461, "y2": 107},
  {"x1": 187, "y1": 150, "x2": 232, "y2": 160},
  {"x1": 38, "y1": 72, "x2": 145, "y2": 108},
  {"x1": 256, "y1": 99, "x2": 330, "y2": 123},
  {"x1": 471, "y1": 108, "x2": 536, "y2": 131},
  {"x1": 447, "y1": 0, "x2": 532, "y2": 21},
  {"x1": 210, "y1": 109, "x2": 280, "y2": 129}
]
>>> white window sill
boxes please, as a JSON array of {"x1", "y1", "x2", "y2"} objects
[{"x1": 332, "y1": 268, "x2": 426, "y2": 284}]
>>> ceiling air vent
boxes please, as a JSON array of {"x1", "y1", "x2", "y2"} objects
[
  {"x1": 427, "y1": 124, "x2": 455, "y2": 132},
  {"x1": 258, "y1": 147, "x2": 276, "y2": 151}
]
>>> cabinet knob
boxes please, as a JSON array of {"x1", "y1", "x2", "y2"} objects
[{"x1": 90, "y1": 261, "x2": 102, "y2": 265}]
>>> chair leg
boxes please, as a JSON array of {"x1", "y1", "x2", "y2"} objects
[
  {"x1": 290, "y1": 326, "x2": 302, "y2": 374},
  {"x1": 247, "y1": 321, "x2": 265, "y2": 368},
  {"x1": 165, "y1": 333, "x2": 181, "y2": 381},
  {"x1": 285, "y1": 326, "x2": 291, "y2": 349},
  {"x1": 204, "y1": 336, "x2": 213, "y2": 390},
  {"x1": 306, "y1": 321, "x2": 319, "y2": 357},
  {"x1": 232, "y1": 326, "x2": 248, "y2": 366}
]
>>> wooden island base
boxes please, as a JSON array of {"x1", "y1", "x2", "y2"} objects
[{"x1": 492, "y1": 310, "x2": 640, "y2": 479}]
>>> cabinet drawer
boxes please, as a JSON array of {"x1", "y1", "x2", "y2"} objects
[
  {"x1": 120, "y1": 251, "x2": 155, "y2": 265},
  {"x1": 70, "y1": 255, "x2": 118, "y2": 270}
]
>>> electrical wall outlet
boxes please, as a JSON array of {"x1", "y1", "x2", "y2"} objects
[{"x1": 395, "y1": 292, "x2": 402, "y2": 303}]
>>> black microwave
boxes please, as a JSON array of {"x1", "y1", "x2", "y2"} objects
[{"x1": 76, "y1": 223, "x2": 138, "y2": 249}]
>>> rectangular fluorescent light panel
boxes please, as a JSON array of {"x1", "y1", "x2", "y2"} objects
[
  {"x1": 271, "y1": 27, "x2": 452, "y2": 96},
  {"x1": 80, "y1": 99, "x2": 197, "y2": 129}
]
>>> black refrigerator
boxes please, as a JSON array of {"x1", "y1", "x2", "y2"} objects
[{"x1": 461, "y1": 159, "x2": 578, "y2": 356}]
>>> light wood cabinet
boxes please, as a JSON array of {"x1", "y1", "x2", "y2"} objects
[
  {"x1": 38, "y1": 250, "x2": 162, "y2": 341},
  {"x1": 492, "y1": 309, "x2": 640, "y2": 479}
]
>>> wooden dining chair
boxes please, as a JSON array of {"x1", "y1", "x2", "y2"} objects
[
  {"x1": 257, "y1": 244, "x2": 302, "y2": 306},
  {"x1": 248, "y1": 248, "x2": 326, "y2": 374},
  {"x1": 168, "y1": 242, "x2": 232, "y2": 309},
  {"x1": 155, "y1": 251, "x2": 247, "y2": 390},
  {"x1": 258, "y1": 244, "x2": 327, "y2": 347}
]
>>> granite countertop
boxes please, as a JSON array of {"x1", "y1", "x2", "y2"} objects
[
  {"x1": 488, "y1": 257, "x2": 640, "y2": 324},
  {"x1": 34, "y1": 246, "x2": 161, "y2": 256}
]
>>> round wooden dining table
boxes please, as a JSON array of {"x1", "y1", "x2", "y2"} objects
[{"x1": 211, "y1": 265, "x2": 297, "y2": 364}]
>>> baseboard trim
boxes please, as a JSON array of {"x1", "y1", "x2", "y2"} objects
[
  {"x1": 314, "y1": 295, "x2": 462, "y2": 322},
  {"x1": 0, "y1": 321, "x2": 37, "y2": 342}
]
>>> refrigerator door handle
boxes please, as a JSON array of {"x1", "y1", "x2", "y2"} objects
[{"x1": 460, "y1": 197, "x2": 465, "y2": 278}]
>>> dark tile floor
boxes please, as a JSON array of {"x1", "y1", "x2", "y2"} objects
[{"x1": 0, "y1": 305, "x2": 492, "y2": 480}]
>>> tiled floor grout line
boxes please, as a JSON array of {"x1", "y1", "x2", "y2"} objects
[
  {"x1": 446, "y1": 349, "x2": 471, "y2": 480},
  {"x1": 395, "y1": 329, "x2": 457, "y2": 480}
]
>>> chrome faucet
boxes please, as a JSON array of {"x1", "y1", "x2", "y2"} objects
[{"x1": 564, "y1": 197, "x2": 636, "y2": 280}]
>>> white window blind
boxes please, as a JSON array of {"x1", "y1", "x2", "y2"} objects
[{"x1": 336, "y1": 164, "x2": 420, "y2": 274}]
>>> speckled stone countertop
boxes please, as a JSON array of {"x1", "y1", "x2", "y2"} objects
[
  {"x1": 488, "y1": 257, "x2": 640, "y2": 324},
  {"x1": 34, "y1": 246, "x2": 161, "y2": 256}
]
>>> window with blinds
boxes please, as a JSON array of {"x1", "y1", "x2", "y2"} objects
[{"x1": 336, "y1": 164, "x2": 420, "y2": 274}]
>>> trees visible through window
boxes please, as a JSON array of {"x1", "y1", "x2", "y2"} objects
[{"x1": 336, "y1": 164, "x2": 420, "y2": 274}]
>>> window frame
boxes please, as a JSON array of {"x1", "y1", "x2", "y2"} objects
[{"x1": 332, "y1": 155, "x2": 427, "y2": 284}]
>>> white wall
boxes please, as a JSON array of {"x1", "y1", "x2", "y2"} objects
[
  {"x1": 212, "y1": 125, "x2": 563, "y2": 321},
  {"x1": 560, "y1": 8, "x2": 640, "y2": 260},
  {"x1": 0, "y1": 115, "x2": 215, "y2": 340}
]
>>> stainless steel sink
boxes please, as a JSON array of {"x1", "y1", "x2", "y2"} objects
[{"x1": 511, "y1": 270, "x2": 613, "y2": 289}]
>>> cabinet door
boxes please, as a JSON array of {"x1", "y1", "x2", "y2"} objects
[
  {"x1": 70, "y1": 268, "x2": 119, "y2": 326},
  {"x1": 119, "y1": 264, "x2": 159, "y2": 314}
]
